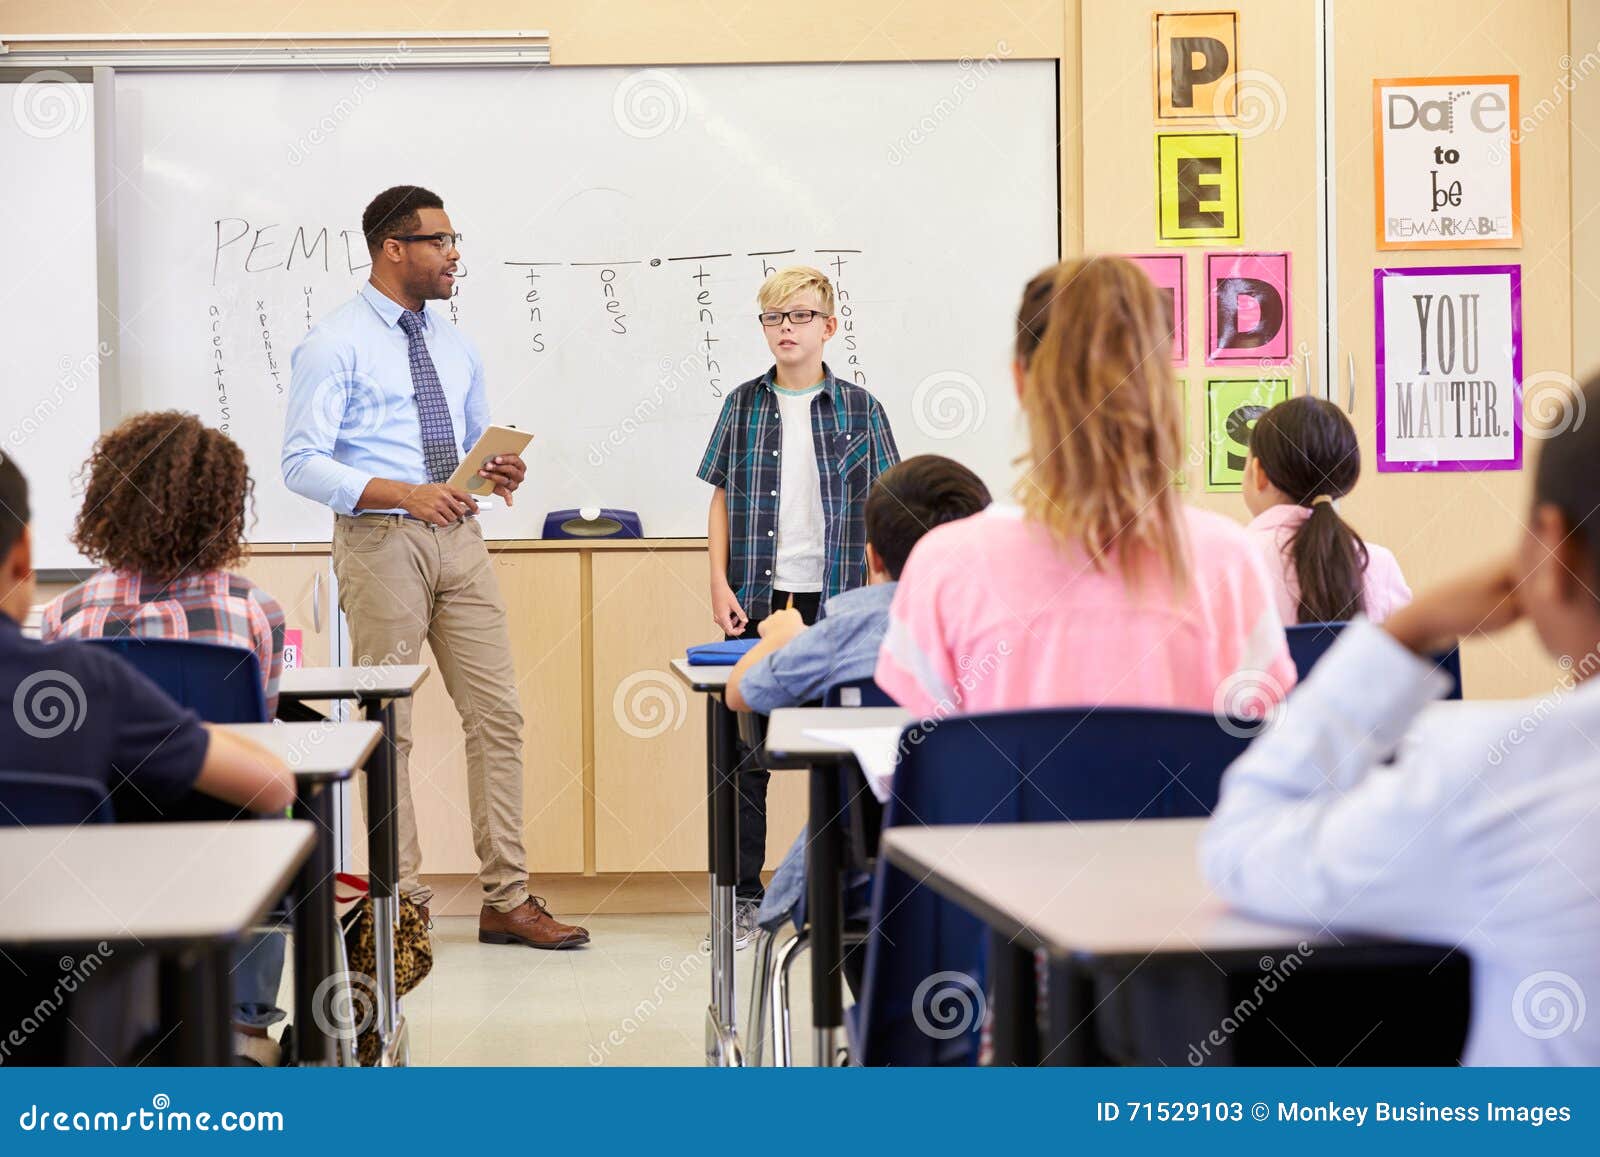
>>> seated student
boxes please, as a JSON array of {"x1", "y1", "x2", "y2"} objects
[
  {"x1": 41, "y1": 412, "x2": 291, "y2": 1066},
  {"x1": 877, "y1": 257, "x2": 1297, "y2": 718},
  {"x1": 45, "y1": 411, "x2": 286, "y2": 715},
  {"x1": 0, "y1": 452, "x2": 294, "y2": 1064},
  {"x1": 1202, "y1": 375, "x2": 1600, "y2": 1065},
  {"x1": 724, "y1": 455, "x2": 993, "y2": 934},
  {"x1": 1242, "y1": 395, "x2": 1412, "y2": 624}
]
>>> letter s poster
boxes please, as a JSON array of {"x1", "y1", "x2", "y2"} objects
[
  {"x1": 1374, "y1": 76, "x2": 1520, "y2": 250},
  {"x1": 1374, "y1": 264, "x2": 1522, "y2": 473}
]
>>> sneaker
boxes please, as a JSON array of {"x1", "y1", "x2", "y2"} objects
[
  {"x1": 735, "y1": 900, "x2": 761, "y2": 952},
  {"x1": 232, "y1": 1030, "x2": 282, "y2": 1067},
  {"x1": 699, "y1": 900, "x2": 762, "y2": 953}
]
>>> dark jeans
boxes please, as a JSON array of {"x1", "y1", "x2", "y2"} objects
[{"x1": 733, "y1": 588, "x2": 822, "y2": 901}]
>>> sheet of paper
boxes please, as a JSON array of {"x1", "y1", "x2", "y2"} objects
[{"x1": 802, "y1": 725, "x2": 906, "y2": 803}]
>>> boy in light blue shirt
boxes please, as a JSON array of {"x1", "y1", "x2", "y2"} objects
[{"x1": 726, "y1": 454, "x2": 991, "y2": 931}]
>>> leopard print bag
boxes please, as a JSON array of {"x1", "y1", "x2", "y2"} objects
[{"x1": 334, "y1": 873, "x2": 433, "y2": 1066}]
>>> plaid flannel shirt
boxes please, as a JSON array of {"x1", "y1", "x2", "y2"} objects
[
  {"x1": 42, "y1": 569, "x2": 287, "y2": 717},
  {"x1": 697, "y1": 364, "x2": 900, "y2": 622}
]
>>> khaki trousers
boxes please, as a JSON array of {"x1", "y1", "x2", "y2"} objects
[{"x1": 332, "y1": 513, "x2": 529, "y2": 913}]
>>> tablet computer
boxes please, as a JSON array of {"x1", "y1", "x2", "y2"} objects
[{"x1": 447, "y1": 425, "x2": 534, "y2": 496}]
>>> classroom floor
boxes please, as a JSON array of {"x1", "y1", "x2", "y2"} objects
[{"x1": 283, "y1": 914, "x2": 823, "y2": 1066}]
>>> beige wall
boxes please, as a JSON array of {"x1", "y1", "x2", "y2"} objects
[{"x1": 1573, "y1": 0, "x2": 1600, "y2": 382}]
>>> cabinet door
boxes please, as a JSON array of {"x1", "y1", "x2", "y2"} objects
[
  {"x1": 591, "y1": 549, "x2": 806, "y2": 873},
  {"x1": 350, "y1": 550, "x2": 586, "y2": 876},
  {"x1": 237, "y1": 550, "x2": 334, "y2": 666}
]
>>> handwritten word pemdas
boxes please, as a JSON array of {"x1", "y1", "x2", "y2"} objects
[{"x1": 212, "y1": 221, "x2": 370, "y2": 286}]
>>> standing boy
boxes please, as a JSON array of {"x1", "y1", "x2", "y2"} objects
[{"x1": 696, "y1": 266, "x2": 899, "y2": 940}]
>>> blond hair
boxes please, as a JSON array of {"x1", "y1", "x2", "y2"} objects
[
  {"x1": 1014, "y1": 256, "x2": 1187, "y2": 588},
  {"x1": 757, "y1": 266, "x2": 835, "y2": 314}
]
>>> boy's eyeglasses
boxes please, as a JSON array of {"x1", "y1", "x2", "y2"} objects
[
  {"x1": 758, "y1": 309, "x2": 831, "y2": 327},
  {"x1": 395, "y1": 232, "x2": 463, "y2": 252}
]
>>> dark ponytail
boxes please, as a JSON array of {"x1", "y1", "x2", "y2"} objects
[{"x1": 1249, "y1": 396, "x2": 1369, "y2": 623}]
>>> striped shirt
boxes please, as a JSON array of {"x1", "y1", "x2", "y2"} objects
[
  {"x1": 42, "y1": 569, "x2": 286, "y2": 717},
  {"x1": 697, "y1": 364, "x2": 899, "y2": 622}
]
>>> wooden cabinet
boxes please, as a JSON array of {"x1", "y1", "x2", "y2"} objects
[
  {"x1": 396, "y1": 550, "x2": 586, "y2": 875},
  {"x1": 591, "y1": 548, "x2": 806, "y2": 873},
  {"x1": 232, "y1": 541, "x2": 804, "y2": 887},
  {"x1": 237, "y1": 548, "x2": 335, "y2": 667}
]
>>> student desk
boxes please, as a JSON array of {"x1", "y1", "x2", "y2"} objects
[
  {"x1": 668, "y1": 657, "x2": 742, "y2": 1066},
  {"x1": 0, "y1": 820, "x2": 316, "y2": 1065},
  {"x1": 224, "y1": 720, "x2": 381, "y2": 1066},
  {"x1": 763, "y1": 706, "x2": 910, "y2": 1065},
  {"x1": 276, "y1": 664, "x2": 429, "y2": 1066},
  {"x1": 883, "y1": 818, "x2": 1459, "y2": 1066}
]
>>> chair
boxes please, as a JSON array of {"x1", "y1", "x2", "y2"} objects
[
  {"x1": 822, "y1": 677, "x2": 894, "y2": 708},
  {"x1": 0, "y1": 770, "x2": 113, "y2": 826},
  {"x1": 81, "y1": 638, "x2": 329, "y2": 1058},
  {"x1": 1287, "y1": 622, "x2": 1463, "y2": 699},
  {"x1": 747, "y1": 678, "x2": 890, "y2": 1065},
  {"x1": 83, "y1": 638, "x2": 266, "y2": 823},
  {"x1": 82, "y1": 637, "x2": 267, "y2": 723},
  {"x1": 850, "y1": 707, "x2": 1252, "y2": 1067}
]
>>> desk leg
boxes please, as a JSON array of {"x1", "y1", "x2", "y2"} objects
[
  {"x1": 1040, "y1": 957, "x2": 1101, "y2": 1066},
  {"x1": 987, "y1": 929, "x2": 1039, "y2": 1067},
  {"x1": 292, "y1": 782, "x2": 338, "y2": 1066},
  {"x1": 808, "y1": 763, "x2": 843, "y2": 1066},
  {"x1": 704, "y1": 696, "x2": 741, "y2": 1066},
  {"x1": 169, "y1": 945, "x2": 232, "y2": 1065},
  {"x1": 364, "y1": 696, "x2": 401, "y2": 1065}
]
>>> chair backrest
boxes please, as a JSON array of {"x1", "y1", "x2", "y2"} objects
[
  {"x1": 1287, "y1": 622, "x2": 1462, "y2": 700},
  {"x1": 83, "y1": 637, "x2": 267, "y2": 723},
  {"x1": 0, "y1": 770, "x2": 113, "y2": 826},
  {"x1": 823, "y1": 677, "x2": 895, "y2": 708},
  {"x1": 83, "y1": 638, "x2": 267, "y2": 822},
  {"x1": 854, "y1": 707, "x2": 1252, "y2": 1067}
]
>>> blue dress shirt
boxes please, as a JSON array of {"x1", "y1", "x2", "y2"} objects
[{"x1": 283, "y1": 282, "x2": 489, "y2": 516}]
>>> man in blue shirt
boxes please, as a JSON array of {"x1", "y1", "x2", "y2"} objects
[
  {"x1": 283, "y1": 186, "x2": 587, "y2": 950},
  {"x1": 723, "y1": 455, "x2": 991, "y2": 939}
]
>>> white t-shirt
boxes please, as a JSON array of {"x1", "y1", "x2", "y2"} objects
[{"x1": 773, "y1": 385, "x2": 825, "y2": 593}]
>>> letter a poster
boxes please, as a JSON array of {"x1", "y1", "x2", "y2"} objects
[{"x1": 1374, "y1": 264, "x2": 1522, "y2": 472}]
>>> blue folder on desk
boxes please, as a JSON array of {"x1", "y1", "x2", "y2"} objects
[{"x1": 686, "y1": 639, "x2": 760, "y2": 665}]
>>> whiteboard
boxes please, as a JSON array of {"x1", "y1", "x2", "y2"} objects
[
  {"x1": 114, "y1": 63, "x2": 1057, "y2": 541},
  {"x1": 0, "y1": 79, "x2": 102, "y2": 570}
]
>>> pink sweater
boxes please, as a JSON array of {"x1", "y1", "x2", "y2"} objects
[
  {"x1": 1245, "y1": 504, "x2": 1412, "y2": 625},
  {"x1": 876, "y1": 505, "x2": 1297, "y2": 718}
]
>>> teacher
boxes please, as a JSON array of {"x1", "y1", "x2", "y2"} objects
[{"x1": 283, "y1": 185, "x2": 589, "y2": 950}]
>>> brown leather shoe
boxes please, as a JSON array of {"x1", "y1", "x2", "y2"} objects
[{"x1": 478, "y1": 897, "x2": 590, "y2": 949}]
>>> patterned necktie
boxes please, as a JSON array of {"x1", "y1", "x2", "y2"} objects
[{"x1": 397, "y1": 309, "x2": 460, "y2": 484}]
